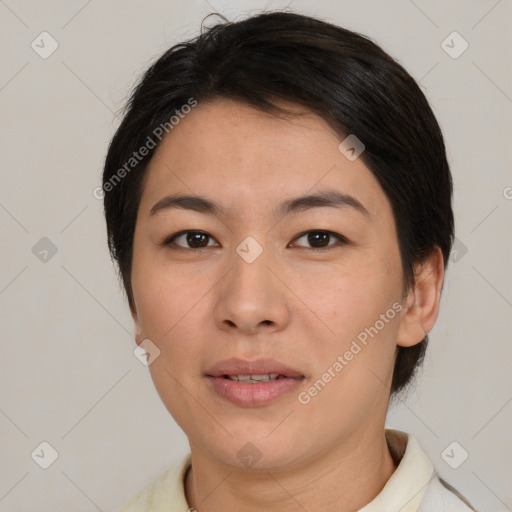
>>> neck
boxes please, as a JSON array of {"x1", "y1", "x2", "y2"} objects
[{"x1": 185, "y1": 426, "x2": 397, "y2": 512}]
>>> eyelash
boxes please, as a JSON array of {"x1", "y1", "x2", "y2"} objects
[{"x1": 160, "y1": 230, "x2": 349, "y2": 252}]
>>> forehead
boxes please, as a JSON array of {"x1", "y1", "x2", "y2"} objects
[{"x1": 138, "y1": 98, "x2": 389, "y2": 221}]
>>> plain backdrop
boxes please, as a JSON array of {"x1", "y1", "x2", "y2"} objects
[{"x1": 1, "y1": 1, "x2": 511, "y2": 511}]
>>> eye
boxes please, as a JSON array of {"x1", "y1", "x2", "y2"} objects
[
  {"x1": 161, "y1": 230, "x2": 219, "y2": 250},
  {"x1": 291, "y1": 230, "x2": 348, "y2": 250}
]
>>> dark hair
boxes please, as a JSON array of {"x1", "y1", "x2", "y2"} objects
[{"x1": 102, "y1": 11, "x2": 454, "y2": 395}]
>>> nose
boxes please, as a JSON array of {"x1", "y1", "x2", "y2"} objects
[{"x1": 213, "y1": 245, "x2": 291, "y2": 336}]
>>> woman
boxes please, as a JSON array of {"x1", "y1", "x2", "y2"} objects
[{"x1": 102, "y1": 11, "x2": 476, "y2": 512}]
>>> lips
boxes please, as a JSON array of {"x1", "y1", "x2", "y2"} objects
[
  {"x1": 205, "y1": 358, "x2": 305, "y2": 407},
  {"x1": 224, "y1": 373, "x2": 284, "y2": 383},
  {"x1": 205, "y1": 357, "x2": 304, "y2": 379}
]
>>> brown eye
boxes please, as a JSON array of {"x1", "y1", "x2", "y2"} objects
[
  {"x1": 163, "y1": 231, "x2": 218, "y2": 250},
  {"x1": 293, "y1": 230, "x2": 347, "y2": 249},
  {"x1": 186, "y1": 232, "x2": 210, "y2": 248},
  {"x1": 307, "y1": 231, "x2": 330, "y2": 247}
]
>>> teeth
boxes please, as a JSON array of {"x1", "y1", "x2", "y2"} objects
[{"x1": 227, "y1": 373, "x2": 280, "y2": 383}]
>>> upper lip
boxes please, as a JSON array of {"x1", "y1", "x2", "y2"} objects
[{"x1": 205, "y1": 357, "x2": 304, "y2": 378}]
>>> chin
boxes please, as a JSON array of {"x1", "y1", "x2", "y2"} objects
[{"x1": 200, "y1": 428, "x2": 309, "y2": 472}]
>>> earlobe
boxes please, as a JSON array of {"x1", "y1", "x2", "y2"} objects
[{"x1": 396, "y1": 247, "x2": 445, "y2": 348}]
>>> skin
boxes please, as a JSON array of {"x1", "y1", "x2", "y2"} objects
[{"x1": 130, "y1": 98, "x2": 445, "y2": 512}]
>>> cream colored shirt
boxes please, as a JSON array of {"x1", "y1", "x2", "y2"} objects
[{"x1": 116, "y1": 429, "x2": 475, "y2": 512}]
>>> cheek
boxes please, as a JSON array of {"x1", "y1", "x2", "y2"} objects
[
  {"x1": 132, "y1": 263, "x2": 210, "y2": 425},
  {"x1": 301, "y1": 255, "x2": 402, "y2": 340},
  {"x1": 132, "y1": 247, "x2": 203, "y2": 338},
  {"x1": 293, "y1": 264, "x2": 401, "y2": 429},
  {"x1": 292, "y1": 249, "x2": 403, "y2": 402},
  {"x1": 131, "y1": 255, "x2": 216, "y2": 385}
]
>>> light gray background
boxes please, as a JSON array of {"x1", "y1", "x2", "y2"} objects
[{"x1": 1, "y1": 1, "x2": 511, "y2": 511}]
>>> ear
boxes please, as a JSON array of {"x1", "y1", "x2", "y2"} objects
[{"x1": 396, "y1": 246, "x2": 445, "y2": 348}]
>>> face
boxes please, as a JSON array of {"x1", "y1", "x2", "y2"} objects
[{"x1": 131, "y1": 98, "x2": 409, "y2": 470}]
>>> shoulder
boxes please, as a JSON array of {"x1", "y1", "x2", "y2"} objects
[
  {"x1": 382, "y1": 429, "x2": 476, "y2": 512},
  {"x1": 115, "y1": 453, "x2": 191, "y2": 512},
  {"x1": 418, "y1": 472, "x2": 477, "y2": 512}
]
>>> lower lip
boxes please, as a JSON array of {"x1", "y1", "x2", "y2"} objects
[{"x1": 206, "y1": 376, "x2": 304, "y2": 407}]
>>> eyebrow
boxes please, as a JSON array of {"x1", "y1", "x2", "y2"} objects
[{"x1": 149, "y1": 189, "x2": 369, "y2": 218}]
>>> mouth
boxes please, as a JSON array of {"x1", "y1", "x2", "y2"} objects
[
  {"x1": 205, "y1": 358, "x2": 305, "y2": 407},
  {"x1": 218, "y1": 373, "x2": 294, "y2": 383}
]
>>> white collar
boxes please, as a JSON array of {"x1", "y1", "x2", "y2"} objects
[{"x1": 359, "y1": 429, "x2": 434, "y2": 511}]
